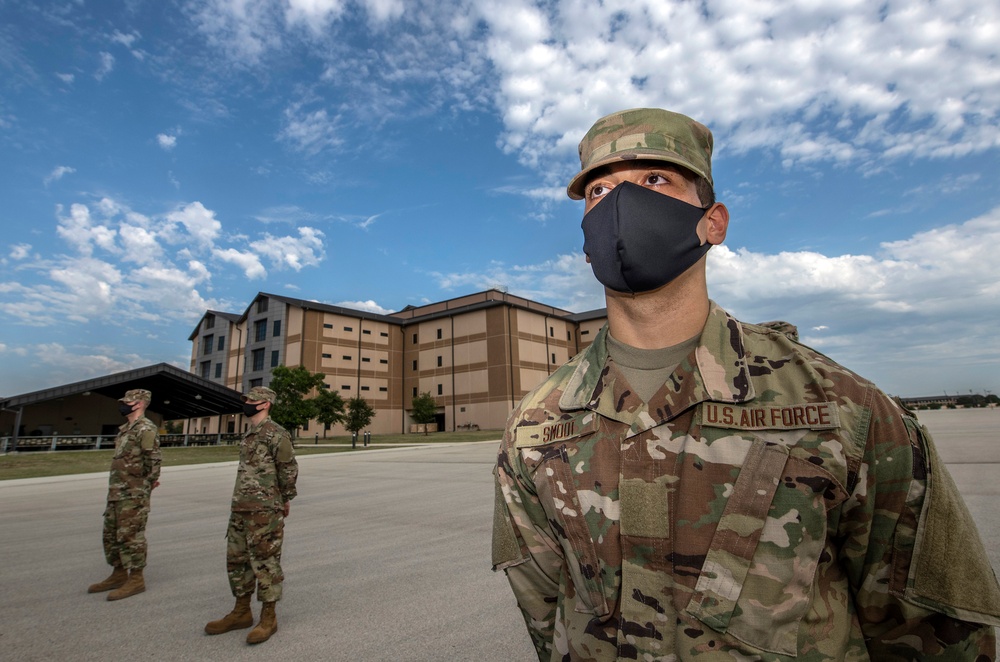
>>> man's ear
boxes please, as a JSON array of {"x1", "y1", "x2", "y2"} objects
[{"x1": 704, "y1": 203, "x2": 729, "y2": 245}]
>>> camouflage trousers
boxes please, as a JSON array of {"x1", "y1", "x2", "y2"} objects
[
  {"x1": 102, "y1": 497, "x2": 150, "y2": 570},
  {"x1": 226, "y1": 510, "x2": 285, "y2": 602}
]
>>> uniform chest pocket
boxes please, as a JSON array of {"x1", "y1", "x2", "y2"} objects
[{"x1": 685, "y1": 438, "x2": 848, "y2": 656}]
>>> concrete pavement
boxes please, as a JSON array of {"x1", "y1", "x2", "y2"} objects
[{"x1": 0, "y1": 407, "x2": 996, "y2": 660}]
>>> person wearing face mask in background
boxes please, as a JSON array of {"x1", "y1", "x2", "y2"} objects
[
  {"x1": 88, "y1": 388, "x2": 160, "y2": 600},
  {"x1": 492, "y1": 108, "x2": 1000, "y2": 660},
  {"x1": 205, "y1": 386, "x2": 298, "y2": 646}
]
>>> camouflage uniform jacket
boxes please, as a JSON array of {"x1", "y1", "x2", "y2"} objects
[
  {"x1": 231, "y1": 417, "x2": 298, "y2": 512},
  {"x1": 107, "y1": 415, "x2": 160, "y2": 501},
  {"x1": 493, "y1": 303, "x2": 1000, "y2": 661}
]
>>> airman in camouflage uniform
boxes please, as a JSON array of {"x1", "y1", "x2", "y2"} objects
[
  {"x1": 205, "y1": 386, "x2": 298, "y2": 645},
  {"x1": 492, "y1": 108, "x2": 1000, "y2": 661},
  {"x1": 88, "y1": 388, "x2": 160, "y2": 601}
]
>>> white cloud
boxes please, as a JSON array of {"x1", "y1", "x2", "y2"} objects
[
  {"x1": 33, "y1": 343, "x2": 149, "y2": 379},
  {"x1": 250, "y1": 226, "x2": 326, "y2": 270},
  {"x1": 213, "y1": 247, "x2": 268, "y2": 279},
  {"x1": 278, "y1": 104, "x2": 342, "y2": 154},
  {"x1": 111, "y1": 30, "x2": 140, "y2": 48},
  {"x1": 56, "y1": 203, "x2": 119, "y2": 256},
  {"x1": 162, "y1": 201, "x2": 222, "y2": 249},
  {"x1": 95, "y1": 51, "x2": 115, "y2": 80},
  {"x1": 335, "y1": 299, "x2": 393, "y2": 315},
  {"x1": 44, "y1": 165, "x2": 76, "y2": 185},
  {"x1": 0, "y1": 195, "x2": 327, "y2": 331},
  {"x1": 55, "y1": 72, "x2": 75, "y2": 84},
  {"x1": 189, "y1": 0, "x2": 285, "y2": 65},
  {"x1": 157, "y1": 133, "x2": 178, "y2": 150}
]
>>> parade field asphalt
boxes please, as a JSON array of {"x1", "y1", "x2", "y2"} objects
[{"x1": 0, "y1": 408, "x2": 996, "y2": 661}]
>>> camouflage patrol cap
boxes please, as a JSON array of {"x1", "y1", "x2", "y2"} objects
[
  {"x1": 242, "y1": 386, "x2": 276, "y2": 404},
  {"x1": 118, "y1": 389, "x2": 152, "y2": 403},
  {"x1": 567, "y1": 107, "x2": 714, "y2": 200}
]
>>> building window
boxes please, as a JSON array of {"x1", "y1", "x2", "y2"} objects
[
  {"x1": 324, "y1": 323, "x2": 333, "y2": 329},
  {"x1": 343, "y1": 355, "x2": 351, "y2": 361},
  {"x1": 582, "y1": 330, "x2": 590, "y2": 335},
  {"x1": 361, "y1": 386, "x2": 370, "y2": 391},
  {"x1": 200, "y1": 361, "x2": 211, "y2": 378},
  {"x1": 214, "y1": 363, "x2": 222, "y2": 378},
  {"x1": 379, "y1": 359, "x2": 388, "y2": 364},
  {"x1": 412, "y1": 360, "x2": 417, "y2": 370},
  {"x1": 363, "y1": 329, "x2": 371, "y2": 335},
  {"x1": 205, "y1": 314, "x2": 215, "y2": 329},
  {"x1": 412, "y1": 387, "x2": 418, "y2": 398},
  {"x1": 437, "y1": 384, "x2": 443, "y2": 395},
  {"x1": 218, "y1": 336, "x2": 225, "y2": 351},
  {"x1": 412, "y1": 333, "x2": 418, "y2": 344},
  {"x1": 273, "y1": 320, "x2": 281, "y2": 337},
  {"x1": 362, "y1": 357, "x2": 371, "y2": 363},
  {"x1": 436, "y1": 356, "x2": 442, "y2": 367},
  {"x1": 250, "y1": 378, "x2": 263, "y2": 388},
  {"x1": 271, "y1": 350, "x2": 279, "y2": 367},
  {"x1": 254, "y1": 319, "x2": 267, "y2": 342},
  {"x1": 252, "y1": 348, "x2": 265, "y2": 371},
  {"x1": 202, "y1": 335, "x2": 214, "y2": 355},
  {"x1": 342, "y1": 385, "x2": 350, "y2": 390},
  {"x1": 549, "y1": 326, "x2": 554, "y2": 337},
  {"x1": 379, "y1": 387, "x2": 387, "y2": 392},
  {"x1": 551, "y1": 353, "x2": 556, "y2": 364},
  {"x1": 302, "y1": 420, "x2": 309, "y2": 431},
  {"x1": 436, "y1": 328, "x2": 442, "y2": 339},
  {"x1": 322, "y1": 353, "x2": 332, "y2": 359},
  {"x1": 322, "y1": 383, "x2": 331, "y2": 389},
  {"x1": 567, "y1": 331, "x2": 571, "y2": 341},
  {"x1": 380, "y1": 332, "x2": 388, "y2": 337},
  {"x1": 344, "y1": 326, "x2": 352, "y2": 332},
  {"x1": 257, "y1": 298, "x2": 268, "y2": 313}
]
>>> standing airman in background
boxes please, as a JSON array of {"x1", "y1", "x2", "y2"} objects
[
  {"x1": 88, "y1": 388, "x2": 160, "y2": 601},
  {"x1": 205, "y1": 386, "x2": 298, "y2": 645}
]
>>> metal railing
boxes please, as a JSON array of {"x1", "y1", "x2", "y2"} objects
[{"x1": 1, "y1": 432, "x2": 242, "y2": 453}]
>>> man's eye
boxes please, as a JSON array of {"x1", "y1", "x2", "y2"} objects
[
  {"x1": 645, "y1": 174, "x2": 667, "y2": 186},
  {"x1": 588, "y1": 184, "x2": 610, "y2": 200}
]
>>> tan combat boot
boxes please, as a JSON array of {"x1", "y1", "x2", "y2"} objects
[
  {"x1": 88, "y1": 565, "x2": 127, "y2": 593},
  {"x1": 107, "y1": 568, "x2": 145, "y2": 601},
  {"x1": 246, "y1": 601, "x2": 277, "y2": 644},
  {"x1": 204, "y1": 594, "x2": 254, "y2": 635}
]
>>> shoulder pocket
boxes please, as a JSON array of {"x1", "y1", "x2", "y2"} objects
[{"x1": 900, "y1": 418, "x2": 1000, "y2": 625}]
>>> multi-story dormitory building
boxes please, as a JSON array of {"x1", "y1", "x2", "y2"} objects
[{"x1": 186, "y1": 289, "x2": 608, "y2": 437}]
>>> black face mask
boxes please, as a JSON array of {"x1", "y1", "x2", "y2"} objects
[
  {"x1": 582, "y1": 181, "x2": 711, "y2": 294},
  {"x1": 118, "y1": 403, "x2": 136, "y2": 416},
  {"x1": 242, "y1": 403, "x2": 263, "y2": 417}
]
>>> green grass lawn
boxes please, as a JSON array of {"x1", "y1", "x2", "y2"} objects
[{"x1": 0, "y1": 430, "x2": 501, "y2": 481}]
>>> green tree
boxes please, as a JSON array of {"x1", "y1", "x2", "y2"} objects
[
  {"x1": 314, "y1": 388, "x2": 346, "y2": 437},
  {"x1": 411, "y1": 391, "x2": 438, "y2": 435},
  {"x1": 344, "y1": 396, "x2": 375, "y2": 436},
  {"x1": 269, "y1": 365, "x2": 326, "y2": 437}
]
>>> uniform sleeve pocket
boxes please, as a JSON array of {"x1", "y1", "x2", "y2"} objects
[{"x1": 686, "y1": 438, "x2": 846, "y2": 656}]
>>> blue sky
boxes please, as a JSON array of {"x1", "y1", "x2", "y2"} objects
[{"x1": 1, "y1": 0, "x2": 998, "y2": 399}]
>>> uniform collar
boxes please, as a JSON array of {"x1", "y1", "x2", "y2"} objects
[
  {"x1": 119, "y1": 415, "x2": 147, "y2": 432},
  {"x1": 247, "y1": 416, "x2": 271, "y2": 434},
  {"x1": 559, "y1": 301, "x2": 755, "y2": 429}
]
